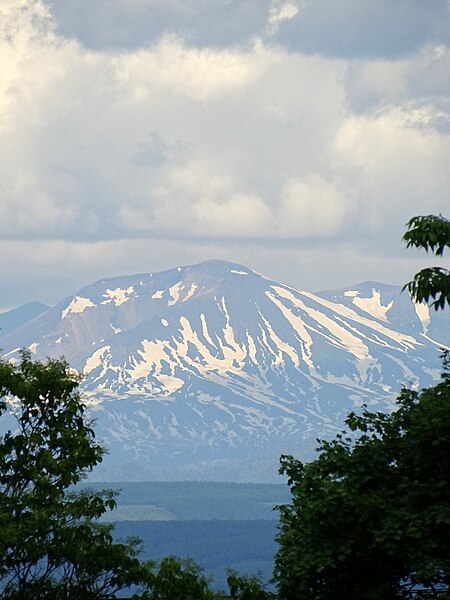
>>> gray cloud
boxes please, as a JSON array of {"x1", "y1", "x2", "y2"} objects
[
  {"x1": 47, "y1": 0, "x2": 450, "y2": 59},
  {"x1": 47, "y1": 0, "x2": 271, "y2": 50},
  {"x1": 276, "y1": 0, "x2": 450, "y2": 58}
]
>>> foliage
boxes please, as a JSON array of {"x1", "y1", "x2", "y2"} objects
[
  {"x1": 140, "y1": 556, "x2": 217, "y2": 600},
  {"x1": 403, "y1": 214, "x2": 450, "y2": 310},
  {"x1": 0, "y1": 352, "x2": 145, "y2": 599},
  {"x1": 274, "y1": 353, "x2": 450, "y2": 600},
  {"x1": 0, "y1": 353, "x2": 276, "y2": 599},
  {"x1": 226, "y1": 569, "x2": 275, "y2": 600}
]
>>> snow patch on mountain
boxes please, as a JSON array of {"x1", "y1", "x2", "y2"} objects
[
  {"x1": 62, "y1": 296, "x2": 96, "y2": 318},
  {"x1": 183, "y1": 283, "x2": 198, "y2": 301},
  {"x1": 200, "y1": 314, "x2": 216, "y2": 348},
  {"x1": 414, "y1": 302, "x2": 431, "y2": 335},
  {"x1": 349, "y1": 289, "x2": 394, "y2": 322},
  {"x1": 28, "y1": 342, "x2": 39, "y2": 354},
  {"x1": 84, "y1": 346, "x2": 111, "y2": 376},
  {"x1": 266, "y1": 288, "x2": 314, "y2": 369},
  {"x1": 260, "y1": 313, "x2": 299, "y2": 368},
  {"x1": 102, "y1": 286, "x2": 136, "y2": 306},
  {"x1": 301, "y1": 291, "x2": 418, "y2": 351},
  {"x1": 178, "y1": 315, "x2": 245, "y2": 375},
  {"x1": 168, "y1": 282, "x2": 182, "y2": 306}
]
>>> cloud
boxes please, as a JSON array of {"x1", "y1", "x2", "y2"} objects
[
  {"x1": 114, "y1": 35, "x2": 276, "y2": 103},
  {"x1": 0, "y1": 186, "x2": 75, "y2": 236},
  {"x1": 0, "y1": 234, "x2": 439, "y2": 314},
  {"x1": 46, "y1": 0, "x2": 450, "y2": 60},
  {"x1": 194, "y1": 193, "x2": 273, "y2": 237},
  {"x1": 0, "y1": 0, "x2": 449, "y2": 308},
  {"x1": 267, "y1": 1, "x2": 301, "y2": 35},
  {"x1": 275, "y1": 0, "x2": 450, "y2": 58},
  {"x1": 47, "y1": 0, "x2": 273, "y2": 50},
  {"x1": 331, "y1": 108, "x2": 450, "y2": 236},
  {"x1": 1, "y1": 4, "x2": 349, "y2": 242},
  {"x1": 345, "y1": 44, "x2": 450, "y2": 114},
  {"x1": 277, "y1": 176, "x2": 349, "y2": 237}
]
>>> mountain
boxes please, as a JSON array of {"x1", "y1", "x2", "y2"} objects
[
  {"x1": 0, "y1": 301, "x2": 49, "y2": 338},
  {"x1": 1, "y1": 260, "x2": 449, "y2": 482}
]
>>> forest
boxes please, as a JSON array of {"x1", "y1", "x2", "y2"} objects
[{"x1": 80, "y1": 480, "x2": 290, "y2": 521}]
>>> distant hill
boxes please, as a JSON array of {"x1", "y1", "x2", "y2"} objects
[
  {"x1": 0, "y1": 301, "x2": 49, "y2": 338},
  {"x1": 1, "y1": 260, "x2": 449, "y2": 482}
]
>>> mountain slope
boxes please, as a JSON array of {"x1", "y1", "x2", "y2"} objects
[
  {"x1": 1, "y1": 261, "x2": 448, "y2": 482},
  {"x1": 0, "y1": 301, "x2": 49, "y2": 338}
]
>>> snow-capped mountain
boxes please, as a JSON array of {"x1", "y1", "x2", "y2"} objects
[{"x1": 1, "y1": 260, "x2": 449, "y2": 482}]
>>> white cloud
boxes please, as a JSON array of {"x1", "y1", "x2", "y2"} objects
[
  {"x1": 345, "y1": 44, "x2": 450, "y2": 109},
  {"x1": 0, "y1": 1, "x2": 449, "y2": 308},
  {"x1": 267, "y1": 1, "x2": 302, "y2": 35},
  {"x1": 115, "y1": 36, "x2": 278, "y2": 103},
  {"x1": 194, "y1": 193, "x2": 273, "y2": 237},
  {"x1": 0, "y1": 185, "x2": 75, "y2": 235},
  {"x1": 331, "y1": 109, "x2": 450, "y2": 235},
  {"x1": 277, "y1": 176, "x2": 349, "y2": 237}
]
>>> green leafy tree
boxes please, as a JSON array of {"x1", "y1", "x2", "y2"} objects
[
  {"x1": 403, "y1": 214, "x2": 450, "y2": 310},
  {"x1": 140, "y1": 556, "x2": 218, "y2": 600},
  {"x1": 274, "y1": 215, "x2": 450, "y2": 599},
  {"x1": 226, "y1": 569, "x2": 275, "y2": 600},
  {"x1": 274, "y1": 354, "x2": 450, "y2": 599},
  {"x1": 0, "y1": 352, "x2": 146, "y2": 599}
]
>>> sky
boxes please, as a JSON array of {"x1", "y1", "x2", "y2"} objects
[{"x1": 1, "y1": 0, "x2": 449, "y2": 311}]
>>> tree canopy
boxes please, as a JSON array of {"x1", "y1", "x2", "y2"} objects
[
  {"x1": 0, "y1": 352, "x2": 274, "y2": 599},
  {"x1": 274, "y1": 353, "x2": 450, "y2": 599},
  {"x1": 141, "y1": 556, "x2": 217, "y2": 600},
  {"x1": 274, "y1": 214, "x2": 450, "y2": 598},
  {"x1": 226, "y1": 569, "x2": 275, "y2": 600},
  {"x1": 0, "y1": 352, "x2": 145, "y2": 599},
  {"x1": 402, "y1": 214, "x2": 450, "y2": 310}
]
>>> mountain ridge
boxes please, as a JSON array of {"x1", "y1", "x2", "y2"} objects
[
  {"x1": 0, "y1": 301, "x2": 50, "y2": 338},
  {"x1": 1, "y1": 260, "x2": 449, "y2": 482}
]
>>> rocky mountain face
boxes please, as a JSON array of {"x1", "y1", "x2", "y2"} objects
[{"x1": 1, "y1": 260, "x2": 449, "y2": 482}]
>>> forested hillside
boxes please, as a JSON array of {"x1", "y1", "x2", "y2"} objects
[{"x1": 79, "y1": 481, "x2": 290, "y2": 521}]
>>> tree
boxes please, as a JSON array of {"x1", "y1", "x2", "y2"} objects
[
  {"x1": 226, "y1": 569, "x2": 275, "y2": 600},
  {"x1": 403, "y1": 214, "x2": 450, "y2": 310},
  {"x1": 0, "y1": 352, "x2": 145, "y2": 599},
  {"x1": 139, "y1": 556, "x2": 219, "y2": 600},
  {"x1": 274, "y1": 353, "x2": 450, "y2": 599},
  {"x1": 274, "y1": 214, "x2": 450, "y2": 599}
]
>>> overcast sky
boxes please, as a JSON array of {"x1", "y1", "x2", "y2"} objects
[{"x1": 1, "y1": 0, "x2": 449, "y2": 311}]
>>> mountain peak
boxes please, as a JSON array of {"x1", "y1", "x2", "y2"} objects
[
  {"x1": 175, "y1": 260, "x2": 258, "y2": 285},
  {"x1": 1, "y1": 262, "x2": 449, "y2": 482}
]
